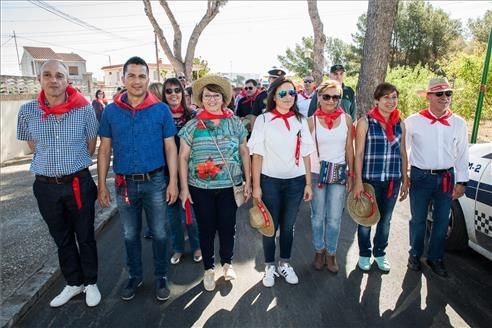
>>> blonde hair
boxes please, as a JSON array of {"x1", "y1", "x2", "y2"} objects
[
  {"x1": 317, "y1": 79, "x2": 342, "y2": 96},
  {"x1": 148, "y1": 82, "x2": 163, "y2": 100}
]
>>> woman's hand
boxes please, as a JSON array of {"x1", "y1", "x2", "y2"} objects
[
  {"x1": 399, "y1": 177, "x2": 410, "y2": 202},
  {"x1": 244, "y1": 181, "x2": 252, "y2": 203},
  {"x1": 179, "y1": 188, "x2": 193, "y2": 209},
  {"x1": 303, "y1": 184, "x2": 313, "y2": 201},
  {"x1": 252, "y1": 185, "x2": 262, "y2": 202},
  {"x1": 352, "y1": 180, "x2": 364, "y2": 200}
]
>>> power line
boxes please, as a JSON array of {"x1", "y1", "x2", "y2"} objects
[{"x1": 1, "y1": 36, "x2": 13, "y2": 47}]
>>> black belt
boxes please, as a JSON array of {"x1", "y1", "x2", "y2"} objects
[
  {"x1": 411, "y1": 166, "x2": 453, "y2": 175},
  {"x1": 36, "y1": 168, "x2": 90, "y2": 184},
  {"x1": 118, "y1": 167, "x2": 163, "y2": 182}
]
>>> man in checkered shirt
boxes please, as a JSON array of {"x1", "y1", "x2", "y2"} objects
[{"x1": 16, "y1": 60, "x2": 101, "y2": 307}]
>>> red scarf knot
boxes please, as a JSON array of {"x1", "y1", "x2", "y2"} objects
[
  {"x1": 170, "y1": 105, "x2": 184, "y2": 114},
  {"x1": 419, "y1": 108, "x2": 452, "y2": 126},
  {"x1": 240, "y1": 90, "x2": 261, "y2": 106},
  {"x1": 113, "y1": 91, "x2": 161, "y2": 112},
  {"x1": 38, "y1": 85, "x2": 89, "y2": 120},
  {"x1": 314, "y1": 107, "x2": 344, "y2": 129},
  {"x1": 195, "y1": 108, "x2": 233, "y2": 120},
  {"x1": 271, "y1": 109, "x2": 295, "y2": 131},
  {"x1": 368, "y1": 106, "x2": 400, "y2": 142},
  {"x1": 299, "y1": 89, "x2": 314, "y2": 100}
]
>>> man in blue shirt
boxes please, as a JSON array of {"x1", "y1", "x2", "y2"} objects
[
  {"x1": 97, "y1": 56, "x2": 178, "y2": 301},
  {"x1": 17, "y1": 59, "x2": 101, "y2": 308}
]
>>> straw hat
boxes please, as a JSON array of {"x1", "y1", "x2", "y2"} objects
[
  {"x1": 191, "y1": 75, "x2": 232, "y2": 108},
  {"x1": 346, "y1": 183, "x2": 380, "y2": 227},
  {"x1": 416, "y1": 77, "x2": 455, "y2": 97},
  {"x1": 249, "y1": 199, "x2": 275, "y2": 237}
]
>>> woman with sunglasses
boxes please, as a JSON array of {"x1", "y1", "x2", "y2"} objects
[
  {"x1": 179, "y1": 75, "x2": 250, "y2": 292},
  {"x1": 92, "y1": 89, "x2": 107, "y2": 122},
  {"x1": 248, "y1": 76, "x2": 315, "y2": 287},
  {"x1": 160, "y1": 78, "x2": 202, "y2": 265},
  {"x1": 308, "y1": 80, "x2": 354, "y2": 273},
  {"x1": 353, "y1": 82, "x2": 409, "y2": 273}
]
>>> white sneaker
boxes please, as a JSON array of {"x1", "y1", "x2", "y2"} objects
[
  {"x1": 277, "y1": 262, "x2": 299, "y2": 285},
  {"x1": 49, "y1": 285, "x2": 83, "y2": 307},
  {"x1": 203, "y1": 269, "x2": 215, "y2": 291},
  {"x1": 223, "y1": 263, "x2": 237, "y2": 281},
  {"x1": 84, "y1": 284, "x2": 101, "y2": 307},
  {"x1": 262, "y1": 264, "x2": 279, "y2": 287},
  {"x1": 374, "y1": 256, "x2": 391, "y2": 272}
]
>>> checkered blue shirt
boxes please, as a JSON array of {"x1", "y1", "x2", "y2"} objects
[
  {"x1": 362, "y1": 117, "x2": 402, "y2": 181},
  {"x1": 17, "y1": 99, "x2": 99, "y2": 177}
]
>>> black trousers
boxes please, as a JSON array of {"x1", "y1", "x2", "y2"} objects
[
  {"x1": 189, "y1": 186, "x2": 237, "y2": 270},
  {"x1": 33, "y1": 172, "x2": 98, "y2": 286}
]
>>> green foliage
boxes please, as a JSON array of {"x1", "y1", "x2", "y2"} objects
[
  {"x1": 193, "y1": 57, "x2": 210, "y2": 80},
  {"x1": 467, "y1": 10, "x2": 492, "y2": 48},
  {"x1": 325, "y1": 37, "x2": 360, "y2": 76},
  {"x1": 277, "y1": 36, "x2": 314, "y2": 77}
]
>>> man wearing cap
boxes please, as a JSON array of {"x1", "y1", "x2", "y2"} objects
[
  {"x1": 17, "y1": 59, "x2": 101, "y2": 308},
  {"x1": 404, "y1": 77, "x2": 469, "y2": 277},
  {"x1": 267, "y1": 67, "x2": 286, "y2": 86},
  {"x1": 98, "y1": 56, "x2": 178, "y2": 300},
  {"x1": 235, "y1": 79, "x2": 267, "y2": 134},
  {"x1": 296, "y1": 74, "x2": 316, "y2": 117},
  {"x1": 308, "y1": 64, "x2": 356, "y2": 120}
]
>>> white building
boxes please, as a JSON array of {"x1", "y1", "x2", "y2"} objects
[{"x1": 21, "y1": 46, "x2": 87, "y2": 79}]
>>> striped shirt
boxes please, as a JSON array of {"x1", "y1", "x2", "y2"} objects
[
  {"x1": 178, "y1": 116, "x2": 247, "y2": 189},
  {"x1": 362, "y1": 117, "x2": 402, "y2": 181},
  {"x1": 17, "y1": 100, "x2": 98, "y2": 177}
]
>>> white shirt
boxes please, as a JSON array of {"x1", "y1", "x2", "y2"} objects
[
  {"x1": 404, "y1": 110, "x2": 469, "y2": 182},
  {"x1": 248, "y1": 112, "x2": 315, "y2": 179},
  {"x1": 296, "y1": 91, "x2": 315, "y2": 117}
]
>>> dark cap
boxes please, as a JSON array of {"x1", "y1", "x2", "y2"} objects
[
  {"x1": 267, "y1": 68, "x2": 286, "y2": 77},
  {"x1": 330, "y1": 64, "x2": 345, "y2": 73}
]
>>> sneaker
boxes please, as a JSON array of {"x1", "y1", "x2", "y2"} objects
[
  {"x1": 277, "y1": 262, "x2": 299, "y2": 285},
  {"x1": 426, "y1": 259, "x2": 448, "y2": 277},
  {"x1": 84, "y1": 284, "x2": 101, "y2": 307},
  {"x1": 170, "y1": 253, "x2": 182, "y2": 265},
  {"x1": 374, "y1": 256, "x2": 390, "y2": 272},
  {"x1": 223, "y1": 263, "x2": 237, "y2": 281},
  {"x1": 358, "y1": 256, "x2": 372, "y2": 271},
  {"x1": 407, "y1": 255, "x2": 421, "y2": 271},
  {"x1": 155, "y1": 277, "x2": 171, "y2": 301},
  {"x1": 49, "y1": 285, "x2": 83, "y2": 307},
  {"x1": 203, "y1": 269, "x2": 215, "y2": 291},
  {"x1": 262, "y1": 264, "x2": 279, "y2": 287},
  {"x1": 120, "y1": 278, "x2": 143, "y2": 301},
  {"x1": 193, "y1": 250, "x2": 203, "y2": 263}
]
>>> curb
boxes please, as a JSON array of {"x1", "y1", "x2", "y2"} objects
[{"x1": 0, "y1": 204, "x2": 118, "y2": 328}]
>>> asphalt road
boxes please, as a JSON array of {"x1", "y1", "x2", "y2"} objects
[{"x1": 16, "y1": 198, "x2": 492, "y2": 328}]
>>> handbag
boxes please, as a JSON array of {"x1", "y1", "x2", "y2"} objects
[
  {"x1": 314, "y1": 116, "x2": 347, "y2": 185},
  {"x1": 200, "y1": 120, "x2": 246, "y2": 207}
]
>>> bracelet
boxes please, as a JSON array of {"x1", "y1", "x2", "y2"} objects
[
  {"x1": 347, "y1": 172, "x2": 355, "y2": 177},
  {"x1": 305, "y1": 183, "x2": 312, "y2": 187}
]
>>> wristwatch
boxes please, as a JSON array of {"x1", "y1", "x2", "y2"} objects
[{"x1": 456, "y1": 181, "x2": 468, "y2": 187}]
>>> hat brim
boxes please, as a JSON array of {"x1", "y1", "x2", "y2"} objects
[
  {"x1": 346, "y1": 183, "x2": 381, "y2": 227},
  {"x1": 192, "y1": 75, "x2": 232, "y2": 108},
  {"x1": 249, "y1": 200, "x2": 275, "y2": 237}
]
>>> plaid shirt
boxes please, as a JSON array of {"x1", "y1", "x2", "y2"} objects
[
  {"x1": 17, "y1": 100, "x2": 98, "y2": 177},
  {"x1": 362, "y1": 117, "x2": 402, "y2": 181}
]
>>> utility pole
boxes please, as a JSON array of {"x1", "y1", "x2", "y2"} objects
[
  {"x1": 13, "y1": 31, "x2": 21, "y2": 73},
  {"x1": 108, "y1": 55, "x2": 112, "y2": 66},
  {"x1": 154, "y1": 32, "x2": 160, "y2": 82}
]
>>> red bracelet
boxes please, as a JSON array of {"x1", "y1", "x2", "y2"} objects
[{"x1": 348, "y1": 172, "x2": 355, "y2": 177}]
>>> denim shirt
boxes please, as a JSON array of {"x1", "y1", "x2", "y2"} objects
[{"x1": 99, "y1": 101, "x2": 177, "y2": 174}]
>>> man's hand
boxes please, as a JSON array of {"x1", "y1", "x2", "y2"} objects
[
  {"x1": 98, "y1": 184, "x2": 111, "y2": 208},
  {"x1": 166, "y1": 181, "x2": 179, "y2": 204},
  {"x1": 452, "y1": 183, "x2": 466, "y2": 200}
]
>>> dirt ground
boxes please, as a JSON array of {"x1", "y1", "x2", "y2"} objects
[{"x1": 468, "y1": 120, "x2": 492, "y2": 143}]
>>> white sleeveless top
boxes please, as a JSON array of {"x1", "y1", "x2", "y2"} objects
[{"x1": 310, "y1": 114, "x2": 348, "y2": 173}]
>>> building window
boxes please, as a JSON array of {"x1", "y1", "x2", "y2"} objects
[
  {"x1": 68, "y1": 66, "x2": 79, "y2": 76},
  {"x1": 109, "y1": 72, "x2": 112, "y2": 75}
]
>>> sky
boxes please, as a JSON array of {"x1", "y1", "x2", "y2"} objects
[{"x1": 1, "y1": 1, "x2": 491, "y2": 80}]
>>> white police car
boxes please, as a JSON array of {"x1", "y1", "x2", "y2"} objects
[{"x1": 442, "y1": 143, "x2": 492, "y2": 260}]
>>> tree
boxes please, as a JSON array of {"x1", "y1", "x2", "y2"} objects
[
  {"x1": 232, "y1": 75, "x2": 245, "y2": 87},
  {"x1": 325, "y1": 37, "x2": 360, "y2": 76},
  {"x1": 307, "y1": 0, "x2": 326, "y2": 85},
  {"x1": 277, "y1": 36, "x2": 314, "y2": 77},
  {"x1": 143, "y1": 0, "x2": 226, "y2": 80},
  {"x1": 468, "y1": 10, "x2": 492, "y2": 46},
  {"x1": 192, "y1": 57, "x2": 210, "y2": 80},
  {"x1": 356, "y1": 0, "x2": 399, "y2": 116}
]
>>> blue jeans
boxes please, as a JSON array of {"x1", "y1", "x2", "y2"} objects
[
  {"x1": 168, "y1": 201, "x2": 200, "y2": 253},
  {"x1": 310, "y1": 174, "x2": 346, "y2": 254},
  {"x1": 261, "y1": 174, "x2": 305, "y2": 263},
  {"x1": 116, "y1": 171, "x2": 168, "y2": 279},
  {"x1": 409, "y1": 167, "x2": 453, "y2": 260},
  {"x1": 357, "y1": 179, "x2": 400, "y2": 257}
]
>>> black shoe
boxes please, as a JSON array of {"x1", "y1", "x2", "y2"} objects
[
  {"x1": 426, "y1": 259, "x2": 448, "y2": 277},
  {"x1": 121, "y1": 278, "x2": 143, "y2": 301},
  {"x1": 407, "y1": 255, "x2": 421, "y2": 271},
  {"x1": 155, "y1": 277, "x2": 170, "y2": 301}
]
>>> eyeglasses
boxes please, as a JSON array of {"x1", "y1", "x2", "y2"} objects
[
  {"x1": 203, "y1": 94, "x2": 222, "y2": 100},
  {"x1": 165, "y1": 88, "x2": 181, "y2": 95},
  {"x1": 177, "y1": 76, "x2": 186, "y2": 80},
  {"x1": 429, "y1": 90, "x2": 453, "y2": 97},
  {"x1": 277, "y1": 90, "x2": 296, "y2": 98},
  {"x1": 320, "y1": 94, "x2": 340, "y2": 102},
  {"x1": 304, "y1": 80, "x2": 313, "y2": 83},
  {"x1": 244, "y1": 86, "x2": 254, "y2": 91}
]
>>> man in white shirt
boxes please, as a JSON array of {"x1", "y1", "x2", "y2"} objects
[
  {"x1": 404, "y1": 77, "x2": 469, "y2": 277},
  {"x1": 296, "y1": 75, "x2": 316, "y2": 117}
]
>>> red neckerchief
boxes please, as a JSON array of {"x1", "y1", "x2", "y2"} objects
[
  {"x1": 170, "y1": 105, "x2": 184, "y2": 114},
  {"x1": 195, "y1": 108, "x2": 233, "y2": 120},
  {"x1": 368, "y1": 106, "x2": 400, "y2": 142},
  {"x1": 271, "y1": 109, "x2": 295, "y2": 131},
  {"x1": 314, "y1": 107, "x2": 344, "y2": 129},
  {"x1": 419, "y1": 108, "x2": 452, "y2": 126},
  {"x1": 240, "y1": 90, "x2": 261, "y2": 106},
  {"x1": 299, "y1": 89, "x2": 315, "y2": 100},
  {"x1": 113, "y1": 91, "x2": 160, "y2": 111},
  {"x1": 37, "y1": 85, "x2": 89, "y2": 120}
]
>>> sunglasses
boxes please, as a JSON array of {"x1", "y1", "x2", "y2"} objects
[
  {"x1": 304, "y1": 80, "x2": 313, "y2": 83},
  {"x1": 165, "y1": 87, "x2": 181, "y2": 95},
  {"x1": 320, "y1": 94, "x2": 340, "y2": 102},
  {"x1": 277, "y1": 89, "x2": 296, "y2": 98},
  {"x1": 177, "y1": 76, "x2": 186, "y2": 80},
  {"x1": 429, "y1": 90, "x2": 453, "y2": 97},
  {"x1": 244, "y1": 86, "x2": 254, "y2": 91}
]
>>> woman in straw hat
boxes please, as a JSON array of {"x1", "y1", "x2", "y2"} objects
[
  {"x1": 248, "y1": 76, "x2": 315, "y2": 287},
  {"x1": 178, "y1": 75, "x2": 251, "y2": 292},
  {"x1": 353, "y1": 83, "x2": 409, "y2": 273},
  {"x1": 308, "y1": 80, "x2": 354, "y2": 273}
]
